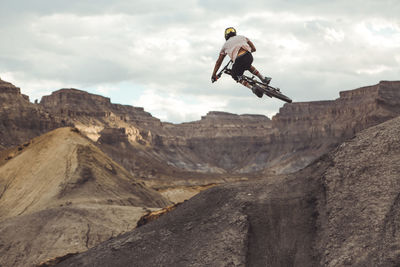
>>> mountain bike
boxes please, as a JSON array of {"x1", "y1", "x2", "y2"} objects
[{"x1": 213, "y1": 60, "x2": 292, "y2": 103}]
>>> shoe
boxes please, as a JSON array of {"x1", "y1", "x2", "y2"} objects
[
  {"x1": 252, "y1": 85, "x2": 264, "y2": 98},
  {"x1": 262, "y1": 77, "x2": 271, "y2": 85}
]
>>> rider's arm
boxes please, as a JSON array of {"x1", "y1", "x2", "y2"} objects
[
  {"x1": 212, "y1": 53, "x2": 226, "y2": 79},
  {"x1": 248, "y1": 40, "x2": 256, "y2": 52}
]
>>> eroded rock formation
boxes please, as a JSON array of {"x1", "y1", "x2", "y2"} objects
[
  {"x1": 0, "y1": 79, "x2": 68, "y2": 148},
  {"x1": 270, "y1": 80, "x2": 400, "y2": 173},
  {"x1": 2, "y1": 79, "x2": 400, "y2": 178}
]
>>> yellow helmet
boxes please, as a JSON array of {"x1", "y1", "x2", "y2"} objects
[{"x1": 224, "y1": 27, "x2": 237, "y2": 40}]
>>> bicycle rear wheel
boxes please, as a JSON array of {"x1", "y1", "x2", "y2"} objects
[
  {"x1": 264, "y1": 87, "x2": 292, "y2": 103},
  {"x1": 243, "y1": 76, "x2": 293, "y2": 103}
]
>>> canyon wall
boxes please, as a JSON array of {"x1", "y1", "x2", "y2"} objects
[
  {"x1": 269, "y1": 80, "x2": 400, "y2": 173},
  {"x1": 2, "y1": 79, "x2": 400, "y2": 176},
  {"x1": 150, "y1": 80, "x2": 400, "y2": 174}
]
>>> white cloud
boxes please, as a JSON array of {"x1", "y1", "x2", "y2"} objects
[
  {"x1": 354, "y1": 19, "x2": 400, "y2": 48},
  {"x1": 1, "y1": 0, "x2": 400, "y2": 122},
  {"x1": 324, "y1": 28, "x2": 345, "y2": 43},
  {"x1": 356, "y1": 65, "x2": 391, "y2": 75},
  {"x1": 0, "y1": 71, "x2": 65, "y2": 102},
  {"x1": 132, "y1": 88, "x2": 228, "y2": 123}
]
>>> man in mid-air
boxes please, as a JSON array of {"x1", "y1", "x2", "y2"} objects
[{"x1": 211, "y1": 27, "x2": 271, "y2": 98}]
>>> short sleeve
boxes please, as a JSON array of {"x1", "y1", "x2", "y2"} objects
[{"x1": 220, "y1": 47, "x2": 226, "y2": 55}]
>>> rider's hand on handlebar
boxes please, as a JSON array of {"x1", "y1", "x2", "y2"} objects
[{"x1": 211, "y1": 74, "x2": 218, "y2": 83}]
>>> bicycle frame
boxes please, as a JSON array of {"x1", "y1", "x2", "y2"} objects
[
  {"x1": 214, "y1": 60, "x2": 292, "y2": 103},
  {"x1": 216, "y1": 60, "x2": 233, "y2": 79}
]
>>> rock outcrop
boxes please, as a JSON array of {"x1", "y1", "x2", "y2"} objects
[
  {"x1": 3, "y1": 79, "x2": 400, "y2": 177},
  {"x1": 54, "y1": 115, "x2": 400, "y2": 267},
  {"x1": 316, "y1": 117, "x2": 400, "y2": 266},
  {"x1": 132, "y1": 81, "x2": 400, "y2": 175},
  {"x1": 270, "y1": 80, "x2": 400, "y2": 173},
  {"x1": 0, "y1": 79, "x2": 68, "y2": 148},
  {"x1": 39, "y1": 89, "x2": 183, "y2": 179},
  {"x1": 154, "y1": 112, "x2": 273, "y2": 173},
  {"x1": 0, "y1": 127, "x2": 170, "y2": 267},
  {"x1": 40, "y1": 88, "x2": 162, "y2": 140}
]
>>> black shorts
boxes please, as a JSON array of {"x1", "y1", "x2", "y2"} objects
[{"x1": 231, "y1": 52, "x2": 253, "y2": 81}]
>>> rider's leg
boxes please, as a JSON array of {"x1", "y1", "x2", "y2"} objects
[
  {"x1": 250, "y1": 66, "x2": 271, "y2": 85},
  {"x1": 238, "y1": 78, "x2": 252, "y2": 89},
  {"x1": 238, "y1": 77, "x2": 263, "y2": 98},
  {"x1": 232, "y1": 53, "x2": 263, "y2": 98}
]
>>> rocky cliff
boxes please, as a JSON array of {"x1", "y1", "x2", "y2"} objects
[
  {"x1": 0, "y1": 79, "x2": 68, "y2": 148},
  {"x1": 150, "y1": 81, "x2": 400, "y2": 174},
  {"x1": 268, "y1": 80, "x2": 400, "y2": 173},
  {"x1": 54, "y1": 115, "x2": 400, "y2": 267},
  {"x1": 40, "y1": 88, "x2": 162, "y2": 137},
  {"x1": 2, "y1": 79, "x2": 400, "y2": 177},
  {"x1": 39, "y1": 89, "x2": 182, "y2": 179},
  {"x1": 153, "y1": 112, "x2": 273, "y2": 173}
]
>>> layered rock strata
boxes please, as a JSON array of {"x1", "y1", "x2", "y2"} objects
[
  {"x1": 40, "y1": 89, "x2": 162, "y2": 133},
  {"x1": 151, "y1": 81, "x2": 400, "y2": 174},
  {"x1": 269, "y1": 80, "x2": 400, "y2": 173},
  {"x1": 0, "y1": 79, "x2": 68, "y2": 148},
  {"x1": 2, "y1": 80, "x2": 400, "y2": 176}
]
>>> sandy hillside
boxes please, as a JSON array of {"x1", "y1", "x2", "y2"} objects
[{"x1": 0, "y1": 127, "x2": 170, "y2": 267}]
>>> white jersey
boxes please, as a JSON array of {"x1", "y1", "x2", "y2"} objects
[{"x1": 220, "y1": 35, "x2": 251, "y2": 63}]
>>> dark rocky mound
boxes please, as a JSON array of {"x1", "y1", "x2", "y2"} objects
[
  {"x1": 55, "y1": 115, "x2": 400, "y2": 267},
  {"x1": 54, "y1": 175, "x2": 323, "y2": 267}
]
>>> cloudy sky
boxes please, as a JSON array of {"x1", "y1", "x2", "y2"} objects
[{"x1": 1, "y1": 0, "x2": 399, "y2": 123}]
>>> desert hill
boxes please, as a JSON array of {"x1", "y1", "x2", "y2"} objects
[
  {"x1": 0, "y1": 127, "x2": 170, "y2": 267},
  {"x1": 55, "y1": 115, "x2": 400, "y2": 267}
]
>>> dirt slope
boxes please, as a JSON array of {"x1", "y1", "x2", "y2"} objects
[
  {"x1": 53, "y1": 177, "x2": 321, "y2": 267},
  {"x1": 55, "y1": 116, "x2": 400, "y2": 267},
  {"x1": 0, "y1": 127, "x2": 170, "y2": 267},
  {"x1": 316, "y1": 116, "x2": 400, "y2": 266}
]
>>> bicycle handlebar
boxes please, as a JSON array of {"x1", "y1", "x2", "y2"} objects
[{"x1": 212, "y1": 60, "x2": 233, "y2": 83}]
